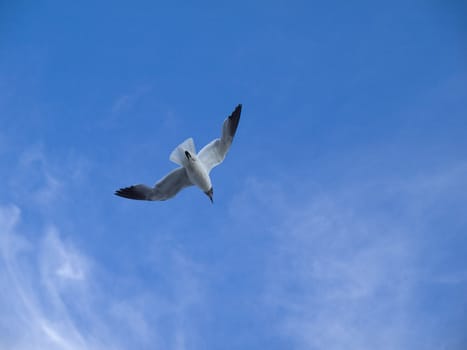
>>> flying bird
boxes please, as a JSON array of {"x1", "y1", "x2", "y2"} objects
[{"x1": 115, "y1": 104, "x2": 242, "y2": 203}]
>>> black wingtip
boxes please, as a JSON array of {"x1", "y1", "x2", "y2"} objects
[
  {"x1": 234, "y1": 104, "x2": 242, "y2": 114},
  {"x1": 115, "y1": 186, "x2": 147, "y2": 200},
  {"x1": 115, "y1": 188, "x2": 132, "y2": 199},
  {"x1": 228, "y1": 104, "x2": 242, "y2": 136}
]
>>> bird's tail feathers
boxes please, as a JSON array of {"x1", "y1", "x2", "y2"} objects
[{"x1": 169, "y1": 137, "x2": 196, "y2": 165}]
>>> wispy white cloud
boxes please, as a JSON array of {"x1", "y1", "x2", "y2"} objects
[
  {"x1": 111, "y1": 86, "x2": 152, "y2": 115},
  {"x1": 110, "y1": 85, "x2": 151, "y2": 115},
  {"x1": 229, "y1": 162, "x2": 467, "y2": 350},
  {"x1": 0, "y1": 205, "x2": 107, "y2": 350},
  {"x1": 267, "y1": 199, "x2": 415, "y2": 350},
  {"x1": 6, "y1": 145, "x2": 92, "y2": 217},
  {"x1": 9, "y1": 146, "x2": 64, "y2": 207},
  {"x1": 112, "y1": 94, "x2": 132, "y2": 114},
  {"x1": 0, "y1": 203, "x2": 206, "y2": 350}
]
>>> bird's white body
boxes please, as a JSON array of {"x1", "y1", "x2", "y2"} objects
[
  {"x1": 183, "y1": 152, "x2": 212, "y2": 192},
  {"x1": 169, "y1": 137, "x2": 212, "y2": 192},
  {"x1": 115, "y1": 104, "x2": 242, "y2": 203}
]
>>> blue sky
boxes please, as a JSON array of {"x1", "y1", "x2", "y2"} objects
[{"x1": 1, "y1": 1, "x2": 467, "y2": 349}]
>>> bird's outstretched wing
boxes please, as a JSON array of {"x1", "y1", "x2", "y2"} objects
[
  {"x1": 198, "y1": 104, "x2": 241, "y2": 173},
  {"x1": 115, "y1": 167, "x2": 193, "y2": 201}
]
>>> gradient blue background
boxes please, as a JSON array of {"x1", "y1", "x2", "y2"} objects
[{"x1": 1, "y1": 1, "x2": 467, "y2": 349}]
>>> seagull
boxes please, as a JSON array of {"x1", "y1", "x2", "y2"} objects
[{"x1": 115, "y1": 104, "x2": 242, "y2": 203}]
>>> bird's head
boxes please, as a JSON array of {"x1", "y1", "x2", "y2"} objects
[{"x1": 205, "y1": 187, "x2": 214, "y2": 203}]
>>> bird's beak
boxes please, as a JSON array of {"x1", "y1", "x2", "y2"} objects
[{"x1": 205, "y1": 188, "x2": 214, "y2": 204}]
